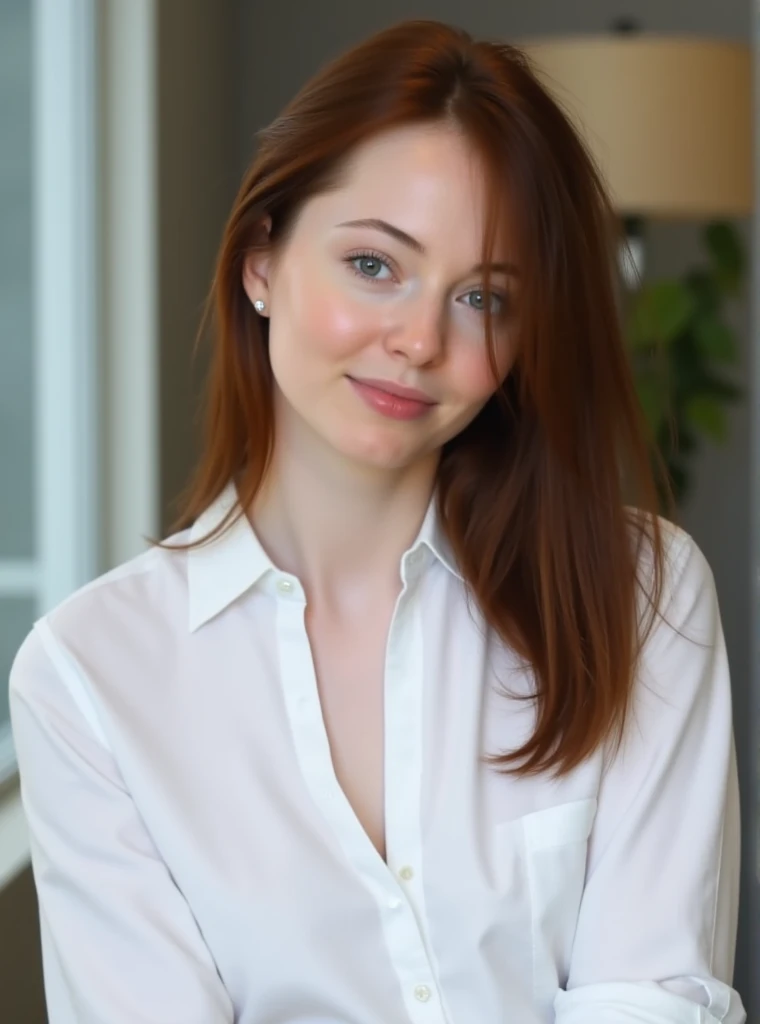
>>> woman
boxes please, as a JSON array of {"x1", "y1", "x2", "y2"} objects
[{"x1": 10, "y1": 19, "x2": 744, "y2": 1024}]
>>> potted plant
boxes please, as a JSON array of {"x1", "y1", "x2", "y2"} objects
[{"x1": 626, "y1": 222, "x2": 746, "y2": 506}]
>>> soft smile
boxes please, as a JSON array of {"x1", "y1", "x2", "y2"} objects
[{"x1": 346, "y1": 376, "x2": 437, "y2": 421}]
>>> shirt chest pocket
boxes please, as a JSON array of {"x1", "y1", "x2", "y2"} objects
[{"x1": 492, "y1": 798, "x2": 598, "y2": 1011}]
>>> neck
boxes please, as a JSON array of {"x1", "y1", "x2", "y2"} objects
[{"x1": 250, "y1": 415, "x2": 438, "y2": 610}]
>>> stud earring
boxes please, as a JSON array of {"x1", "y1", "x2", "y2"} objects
[{"x1": 254, "y1": 299, "x2": 266, "y2": 314}]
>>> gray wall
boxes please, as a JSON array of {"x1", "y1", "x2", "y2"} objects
[
  {"x1": 157, "y1": 0, "x2": 239, "y2": 532},
  {"x1": 158, "y1": 0, "x2": 757, "y2": 1014}
]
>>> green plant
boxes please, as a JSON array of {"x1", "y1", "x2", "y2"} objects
[{"x1": 627, "y1": 222, "x2": 746, "y2": 506}]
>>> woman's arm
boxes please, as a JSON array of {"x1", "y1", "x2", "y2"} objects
[
  {"x1": 9, "y1": 620, "x2": 235, "y2": 1024},
  {"x1": 555, "y1": 532, "x2": 746, "y2": 1024}
]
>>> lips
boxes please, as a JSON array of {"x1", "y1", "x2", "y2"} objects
[
  {"x1": 346, "y1": 376, "x2": 437, "y2": 421},
  {"x1": 347, "y1": 376, "x2": 436, "y2": 404}
]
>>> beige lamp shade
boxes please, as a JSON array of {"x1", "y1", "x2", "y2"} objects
[{"x1": 519, "y1": 36, "x2": 753, "y2": 218}]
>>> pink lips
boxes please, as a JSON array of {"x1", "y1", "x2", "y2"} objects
[{"x1": 347, "y1": 376, "x2": 437, "y2": 421}]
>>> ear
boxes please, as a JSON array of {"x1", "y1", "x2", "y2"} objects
[{"x1": 242, "y1": 215, "x2": 273, "y2": 312}]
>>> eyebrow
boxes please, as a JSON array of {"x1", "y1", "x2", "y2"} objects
[{"x1": 336, "y1": 218, "x2": 520, "y2": 277}]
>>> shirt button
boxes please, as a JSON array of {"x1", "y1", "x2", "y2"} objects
[
  {"x1": 398, "y1": 865, "x2": 414, "y2": 881},
  {"x1": 388, "y1": 896, "x2": 402, "y2": 910},
  {"x1": 276, "y1": 578, "x2": 293, "y2": 594},
  {"x1": 414, "y1": 985, "x2": 432, "y2": 1002}
]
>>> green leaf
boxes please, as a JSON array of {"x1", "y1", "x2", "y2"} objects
[
  {"x1": 693, "y1": 317, "x2": 738, "y2": 363},
  {"x1": 684, "y1": 396, "x2": 728, "y2": 443},
  {"x1": 704, "y1": 222, "x2": 745, "y2": 293},
  {"x1": 629, "y1": 281, "x2": 695, "y2": 348}
]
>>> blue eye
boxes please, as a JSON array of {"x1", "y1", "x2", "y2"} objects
[
  {"x1": 345, "y1": 252, "x2": 394, "y2": 281},
  {"x1": 465, "y1": 289, "x2": 504, "y2": 315}
]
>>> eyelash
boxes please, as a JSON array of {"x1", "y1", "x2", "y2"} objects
[
  {"x1": 342, "y1": 249, "x2": 508, "y2": 316},
  {"x1": 344, "y1": 249, "x2": 396, "y2": 281}
]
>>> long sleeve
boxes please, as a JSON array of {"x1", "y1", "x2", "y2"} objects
[
  {"x1": 9, "y1": 620, "x2": 235, "y2": 1024},
  {"x1": 554, "y1": 532, "x2": 746, "y2": 1023}
]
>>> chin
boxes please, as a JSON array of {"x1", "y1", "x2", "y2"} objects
[
  {"x1": 334, "y1": 429, "x2": 421, "y2": 472},
  {"x1": 349, "y1": 446, "x2": 417, "y2": 472}
]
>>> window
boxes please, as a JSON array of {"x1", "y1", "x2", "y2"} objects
[{"x1": 0, "y1": 0, "x2": 98, "y2": 785}]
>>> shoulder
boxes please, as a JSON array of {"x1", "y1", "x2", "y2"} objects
[
  {"x1": 626, "y1": 513, "x2": 727, "y2": 736},
  {"x1": 628, "y1": 510, "x2": 716, "y2": 631},
  {"x1": 52, "y1": 529, "x2": 194, "y2": 641},
  {"x1": 10, "y1": 529, "x2": 194, "y2": 709}
]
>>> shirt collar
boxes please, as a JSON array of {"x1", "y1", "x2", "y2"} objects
[
  {"x1": 187, "y1": 482, "x2": 274, "y2": 632},
  {"x1": 405, "y1": 491, "x2": 462, "y2": 584},
  {"x1": 187, "y1": 481, "x2": 462, "y2": 632}
]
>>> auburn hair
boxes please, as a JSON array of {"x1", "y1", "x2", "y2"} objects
[{"x1": 169, "y1": 19, "x2": 668, "y2": 777}]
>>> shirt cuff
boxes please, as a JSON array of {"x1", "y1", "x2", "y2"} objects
[{"x1": 554, "y1": 980, "x2": 746, "y2": 1024}]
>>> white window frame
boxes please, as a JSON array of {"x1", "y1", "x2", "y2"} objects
[
  {"x1": 0, "y1": 0, "x2": 159, "y2": 892},
  {"x1": 0, "y1": 0, "x2": 99, "y2": 785}
]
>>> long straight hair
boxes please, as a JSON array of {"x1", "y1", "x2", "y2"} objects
[{"x1": 169, "y1": 19, "x2": 667, "y2": 778}]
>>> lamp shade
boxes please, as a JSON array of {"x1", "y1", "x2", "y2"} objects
[{"x1": 519, "y1": 36, "x2": 753, "y2": 218}]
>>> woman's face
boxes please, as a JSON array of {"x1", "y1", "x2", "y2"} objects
[{"x1": 244, "y1": 123, "x2": 519, "y2": 474}]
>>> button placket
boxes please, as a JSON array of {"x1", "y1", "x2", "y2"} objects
[{"x1": 381, "y1": 588, "x2": 444, "y2": 1021}]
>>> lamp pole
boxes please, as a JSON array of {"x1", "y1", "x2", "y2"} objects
[{"x1": 612, "y1": 16, "x2": 645, "y2": 288}]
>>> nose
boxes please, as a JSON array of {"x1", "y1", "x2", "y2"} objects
[{"x1": 384, "y1": 300, "x2": 445, "y2": 367}]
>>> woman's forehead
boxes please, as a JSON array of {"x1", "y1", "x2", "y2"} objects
[{"x1": 300, "y1": 126, "x2": 516, "y2": 263}]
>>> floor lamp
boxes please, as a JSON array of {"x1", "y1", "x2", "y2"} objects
[{"x1": 518, "y1": 33, "x2": 753, "y2": 282}]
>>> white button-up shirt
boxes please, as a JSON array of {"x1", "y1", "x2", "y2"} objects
[{"x1": 9, "y1": 484, "x2": 745, "y2": 1023}]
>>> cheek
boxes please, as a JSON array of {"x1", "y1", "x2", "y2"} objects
[
  {"x1": 282, "y1": 268, "x2": 378, "y2": 361},
  {"x1": 451, "y1": 343, "x2": 508, "y2": 405}
]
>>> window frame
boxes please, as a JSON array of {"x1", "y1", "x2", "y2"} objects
[{"x1": 0, "y1": 0, "x2": 99, "y2": 785}]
